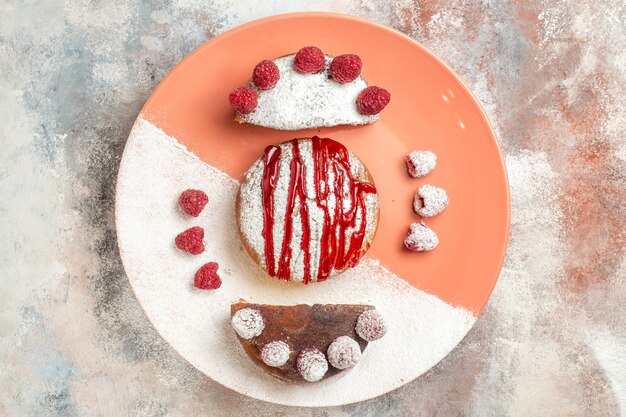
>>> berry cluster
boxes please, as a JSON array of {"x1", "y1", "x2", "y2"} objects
[
  {"x1": 174, "y1": 189, "x2": 222, "y2": 290},
  {"x1": 403, "y1": 153, "x2": 449, "y2": 252},
  {"x1": 228, "y1": 58, "x2": 280, "y2": 115},
  {"x1": 228, "y1": 46, "x2": 390, "y2": 116}
]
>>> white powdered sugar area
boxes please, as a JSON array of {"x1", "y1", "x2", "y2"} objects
[
  {"x1": 239, "y1": 138, "x2": 379, "y2": 282},
  {"x1": 415, "y1": 184, "x2": 448, "y2": 217},
  {"x1": 231, "y1": 308, "x2": 264, "y2": 340},
  {"x1": 116, "y1": 117, "x2": 476, "y2": 407},
  {"x1": 327, "y1": 336, "x2": 362, "y2": 369},
  {"x1": 406, "y1": 150, "x2": 437, "y2": 178},
  {"x1": 240, "y1": 55, "x2": 379, "y2": 130},
  {"x1": 297, "y1": 349, "x2": 329, "y2": 382},
  {"x1": 261, "y1": 341, "x2": 290, "y2": 367},
  {"x1": 405, "y1": 223, "x2": 439, "y2": 252}
]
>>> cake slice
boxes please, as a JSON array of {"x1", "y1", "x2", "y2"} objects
[
  {"x1": 230, "y1": 301, "x2": 387, "y2": 382},
  {"x1": 228, "y1": 47, "x2": 390, "y2": 130}
]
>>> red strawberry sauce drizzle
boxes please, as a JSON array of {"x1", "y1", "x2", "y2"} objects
[
  {"x1": 261, "y1": 137, "x2": 377, "y2": 283},
  {"x1": 261, "y1": 146, "x2": 281, "y2": 277}
]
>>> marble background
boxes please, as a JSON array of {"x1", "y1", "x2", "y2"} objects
[{"x1": 1, "y1": 1, "x2": 625, "y2": 416}]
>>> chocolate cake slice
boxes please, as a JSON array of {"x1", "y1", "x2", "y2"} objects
[{"x1": 230, "y1": 301, "x2": 387, "y2": 382}]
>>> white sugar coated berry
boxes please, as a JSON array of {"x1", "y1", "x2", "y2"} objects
[
  {"x1": 413, "y1": 184, "x2": 448, "y2": 217},
  {"x1": 404, "y1": 222, "x2": 439, "y2": 252},
  {"x1": 297, "y1": 348, "x2": 328, "y2": 382},
  {"x1": 356, "y1": 309, "x2": 388, "y2": 341},
  {"x1": 406, "y1": 151, "x2": 437, "y2": 178},
  {"x1": 231, "y1": 308, "x2": 264, "y2": 340},
  {"x1": 327, "y1": 336, "x2": 362, "y2": 369},
  {"x1": 261, "y1": 341, "x2": 290, "y2": 367}
]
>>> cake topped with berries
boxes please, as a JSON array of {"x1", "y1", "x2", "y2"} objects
[
  {"x1": 228, "y1": 47, "x2": 391, "y2": 130},
  {"x1": 230, "y1": 301, "x2": 387, "y2": 383},
  {"x1": 237, "y1": 136, "x2": 380, "y2": 283}
]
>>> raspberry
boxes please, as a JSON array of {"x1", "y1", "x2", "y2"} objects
[
  {"x1": 261, "y1": 341, "x2": 290, "y2": 367},
  {"x1": 356, "y1": 86, "x2": 391, "y2": 115},
  {"x1": 327, "y1": 336, "x2": 361, "y2": 369},
  {"x1": 194, "y1": 262, "x2": 222, "y2": 290},
  {"x1": 293, "y1": 46, "x2": 325, "y2": 74},
  {"x1": 231, "y1": 308, "x2": 264, "y2": 339},
  {"x1": 252, "y1": 60, "x2": 280, "y2": 90},
  {"x1": 229, "y1": 86, "x2": 258, "y2": 114},
  {"x1": 355, "y1": 309, "x2": 387, "y2": 341},
  {"x1": 404, "y1": 223, "x2": 438, "y2": 252},
  {"x1": 179, "y1": 189, "x2": 208, "y2": 217},
  {"x1": 175, "y1": 226, "x2": 205, "y2": 255},
  {"x1": 297, "y1": 348, "x2": 328, "y2": 382},
  {"x1": 329, "y1": 54, "x2": 362, "y2": 83},
  {"x1": 406, "y1": 151, "x2": 437, "y2": 178},
  {"x1": 413, "y1": 184, "x2": 448, "y2": 217}
]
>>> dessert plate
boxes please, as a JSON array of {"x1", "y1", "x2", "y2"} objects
[{"x1": 115, "y1": 13, "x2": 509, "y2": 407}]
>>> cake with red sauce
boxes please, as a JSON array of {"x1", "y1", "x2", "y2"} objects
[
  {"x1": 237, "y1": 137, "x2": 380, "y2": 283},
  {"x1": 231, "y1": 301, "x2": 387, "y2": 382}
]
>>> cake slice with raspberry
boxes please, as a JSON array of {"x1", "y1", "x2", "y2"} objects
[
  {"x1": 230, "y1": 301, "x2": 387, "y2": 382},
  {"x1": 228, "y1": 47, "x2": 390, "y2": 130}
]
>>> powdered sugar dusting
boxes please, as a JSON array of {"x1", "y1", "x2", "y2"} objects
[
  {"x1": 297, "y1": 348, "x2": 329, "y2": 382},
  {"x1": 356, "y1": 309, "x2": 388, "y2": 341},
  {"x1": 406, "y1": 150, "x2": 437, "y2": 178},
  {"x1": 238, "y1": 138, "x2": 380, "y2": 282},
  {"x1": 116, "y1": 117, "x2": 476, "y2": 406},
  {"x1": 404, "y1": 223, "x2": 439, "y2": 251},
  {"x1": 238, "y1": 55, "x2": 379, "y2": 130},
  {"x1": 231, "y1": 308, "x2": 265, "y2": 340},
  {"x1": 327, "y1": 336, "x2": 362, "y2": 370},
  {"x1": 260, "y1": 341, "x2": 290, "y2": 367},
  {"x1": 413, "y1": 184, "x2": 448, "y2": 217}
]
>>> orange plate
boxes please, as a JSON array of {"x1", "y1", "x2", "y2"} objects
[{"x1": 140, "y1": 12, "x2": 509, "y2": 316}]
